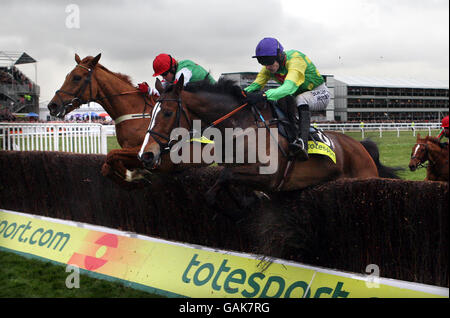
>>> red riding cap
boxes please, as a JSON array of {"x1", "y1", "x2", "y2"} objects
[
  {"x1": 441, "y1": 115, "x2": 449, "y2": 128},
  {"x1": 152, "y1": 54, "x2": 176, "y2": 77}
]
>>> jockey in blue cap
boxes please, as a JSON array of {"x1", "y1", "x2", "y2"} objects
[{"x1": 244, "y1": 37, "x2": 330, "y2": 160}]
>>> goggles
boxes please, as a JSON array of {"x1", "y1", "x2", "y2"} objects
[{"x1": 256, "y1": 56, "x2": 277, "y2": 66}]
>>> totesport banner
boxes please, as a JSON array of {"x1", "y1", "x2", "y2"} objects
[{"x1": 0, "y1": 209, "x2": 448, "y2": 298}]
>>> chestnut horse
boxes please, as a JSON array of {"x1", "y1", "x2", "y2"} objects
[
  {"x1": 138, "y1": 75, "x2": 400, "y2": 202},
  {"x1": 409, "y1": 134, "x2": 449, "y2": 181},
  {"x1": 48, "y1": 54, "x2": 156, "y2": 185}
]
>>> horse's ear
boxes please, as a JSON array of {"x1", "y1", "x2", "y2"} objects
[
  {"x1": 75, "y1": 54, "x2": 81, "y2": 64},
  {"x1": 89, "y1": 53, "x2": 101, "y2": 68},
  {"x1": 417, "y1": 133, "x2": 421, "y2": 140},
  {"x1": 155, "y1": 78, "x2": 164, "y2": 94},
  {"x1": 175, "y1": 73, "x2": 184, "y2": 94}
]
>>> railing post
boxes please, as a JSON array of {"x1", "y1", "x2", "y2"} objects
[
  {"x1": 100, "y1": 125, "x2": 108, "y2": 154},
  {"x1": 53, "y1": 125, "x2": 59, "y2": 151}
]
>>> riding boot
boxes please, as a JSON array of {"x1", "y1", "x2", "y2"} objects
[{"x1": 288, "y1": 104, "x2": 310, "y2": 161}]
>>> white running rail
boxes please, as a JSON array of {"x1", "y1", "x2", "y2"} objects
[
  {"x1": 0, "y1": 123, "x2": 108, "y2": 154},
  {"x1": 313, "y1": 122, "x2": 441, "y2": 138}
]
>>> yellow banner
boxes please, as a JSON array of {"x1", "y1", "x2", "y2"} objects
[{"x1": 0, "y1": 209, "x2": 447, "y2": 298}]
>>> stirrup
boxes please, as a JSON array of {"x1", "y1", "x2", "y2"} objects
[{"x1": 288, "y1": 139, "x2": 309, "y2": 160}]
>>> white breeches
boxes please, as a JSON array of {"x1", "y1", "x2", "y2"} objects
[{"x1": 295, "y1": 83, "x2": 330, "y2": 111}]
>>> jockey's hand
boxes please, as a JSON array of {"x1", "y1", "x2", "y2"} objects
[
  {"x1": 137, "y1": 82, "x2": 150, "y2": 93},
  {"x1": 246, "y1": 91, "x2": 267, "y2": 106}
]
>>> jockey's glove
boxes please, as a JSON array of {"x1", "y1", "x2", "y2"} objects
[
  {"x1": 246, "y1": 91, "x2": 267, "y2": 106},
  {"x1": 137, "y1": 82, "x2": 150, "y2": 93}
]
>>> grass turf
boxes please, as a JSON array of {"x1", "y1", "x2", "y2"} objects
[{"x1": 0, "y1": 249, "x2": 161, "y2": 298}]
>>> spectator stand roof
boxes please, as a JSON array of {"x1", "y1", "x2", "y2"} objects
[
  {"x1": 0, "y1": 51, "x2": 37, "y2": 67},
  {"x1": 334, "y1": 75, "x2": 449, "y2": 89}
]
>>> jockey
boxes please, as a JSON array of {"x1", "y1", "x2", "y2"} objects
[
  {"x1": 437, "y1": 115, "x2": 449, "y2": 147},
  {"x1": 244, "y1": 37, "x2": 330, "y2": 161},
  {"x1": 137, "y1": 54, "x2": 216, "y2": 96}
]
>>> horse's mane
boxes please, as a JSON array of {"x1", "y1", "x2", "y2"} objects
[
  {"x1": 81, "y1": 56, "x2": 134, "y2": 86},
  {"x1": 424, "y1": 135, "x2": 441, "y2": 144},
  {"x1": 166, "y1": 78, "x2": 246, "y2": 103}
]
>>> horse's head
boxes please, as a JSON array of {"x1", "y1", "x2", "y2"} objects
[
  {"x1": 409, "y1": 134, "x2": 429, "y2": 171},
  {"x1": 48, "y1": 53, "x2": 101, "y2": 118},
  {"x1": 138, "y1": 74, "x2": 191, "y2": 170}
]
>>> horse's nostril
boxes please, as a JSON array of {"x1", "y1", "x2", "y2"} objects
[
  {"x1": 141, "y1": 152, "x2": 154, "y2": 163},
  {"x1": 48, "y1": 103, "x2": 59, "y2": 114}
]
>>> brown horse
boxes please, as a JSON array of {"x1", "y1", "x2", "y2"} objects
[
  {"x1": 138, "y1": 75, "x2": 400, "y2": 203},
  {"x1": 409, "y1": 134, "x2": 449, "y2": 181},
  {"x1": 48, "y1": 54, "x2": 157, "y2": 185}
]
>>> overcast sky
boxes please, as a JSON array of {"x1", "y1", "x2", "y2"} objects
[{"x1": 1, "y1": 0, "x2": 449, "y2": 104}]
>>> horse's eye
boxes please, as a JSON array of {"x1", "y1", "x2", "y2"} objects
[
  {"x1": 163, "y1": 110, "x2": 173, "y2": 117},
  {"x1": 72, "y1": 75, "x2": 82, "y2": 82}
]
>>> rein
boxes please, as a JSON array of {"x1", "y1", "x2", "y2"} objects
[{"x1": 146, "y1": 91, "x2": 289, "y2": 166}]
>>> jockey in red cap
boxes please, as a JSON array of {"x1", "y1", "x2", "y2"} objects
[
  {"x1": 438, "y1": 115, "x2": 449, "y2": 138},
  {"x1": 437, "y1": 115, "x2": 449, "y2": 147},
  {"x1": 137, "y1": 54, "x2": 215, "y2": 96}
]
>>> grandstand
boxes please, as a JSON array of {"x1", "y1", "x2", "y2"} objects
[
  {"x1": 220, "y1": 72, "x2": 449, "y2": 122},
  {"x1": 0, "y1": 51, "x2": 40, "y2": 115},
  {"x1": 332, "y1": 76, "x2": 449, "y2": 122}
]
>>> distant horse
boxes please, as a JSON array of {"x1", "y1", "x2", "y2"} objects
[
  {"x1": 409, "y1": 134, "x2": 449, "y2": 182},
  {"x1": 48, "y1": 54, "x2": 156, "y2": 186},
  {"x1": 138, "y1": 75, "x2": 400, "y2": 202}
]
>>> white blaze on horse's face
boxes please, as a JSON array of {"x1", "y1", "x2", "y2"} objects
[
  {"x1": 412, "y1": 144, "x2": 421, "y2": 158},
  {"x1": 138, "y1": 102, "x2": 161, "y2": 159}
]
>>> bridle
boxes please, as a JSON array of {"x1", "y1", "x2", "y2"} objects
[
  {"x1": 54, "y1": 64, "x2": 94, "y2": 116},
  {"x1": 53, "y1": 64, "x2": 152, "y2": 118},
  {"x1": 144, "y1": 97, "x2": 193, "y2": 156},
  {"x1": 411, "y1": 142, "x2": 431, "y2": 168}
]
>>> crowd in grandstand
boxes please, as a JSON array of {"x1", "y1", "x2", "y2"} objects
[{"x1": 0, "y1": 66, "x2": 33, "y2": 87}]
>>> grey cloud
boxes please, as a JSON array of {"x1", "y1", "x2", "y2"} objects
[{"x1": 1, "y1": 0, "x2": 448, "y2": 101}]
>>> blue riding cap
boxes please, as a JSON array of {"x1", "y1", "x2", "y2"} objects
[{"x1": 252, "y1": 37, "x2": 284, "y2": 57}]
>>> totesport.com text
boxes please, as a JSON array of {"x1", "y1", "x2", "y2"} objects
[{"x1": 0, "y1": 219, "x2": 70, "y2": 252}]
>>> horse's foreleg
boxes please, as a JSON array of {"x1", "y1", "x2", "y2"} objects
[
  {"x1": 206, "y1": 165, "x2": 273, "y2": 207},
  {"x1": 103, "y1": 147, "x2": 151, "y2": 186}
]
